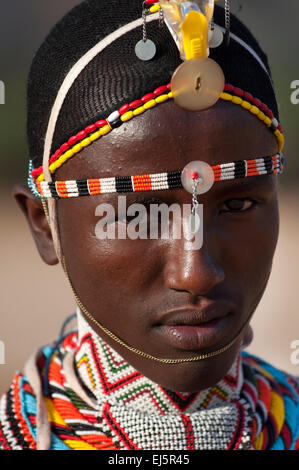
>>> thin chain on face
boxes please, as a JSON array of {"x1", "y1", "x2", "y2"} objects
[{"x1": 59, "y1": 255, "x2": 245, "y2": 364}]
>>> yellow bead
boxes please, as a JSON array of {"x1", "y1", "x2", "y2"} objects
[
  {"x1": 49, "y1": 160, "x2": 60, "y2": 172},
  {"x1": 257, "y1": 111, "x2": 266, "y2": 121},
  {"x1": 81, "y1": 137, "x2": 91, "y2": 147},
  {"x1": 143, "y1": 99, "x2": 156, "y2": 110},
  {"x1": 89, "y1": 131, "x2": 101, "y2": 142},
  {"x1": 100, "y1": 125, "x2": 112, "y2": 135},
  {"x1": 133, "y1": 106, "x2": 145, "y2": 116},
  {"x1": 249, "y1": 105, "x2": 259, "y2": 115},
  {"x1": 241, "y1": 100, "x2": 251, "y2": 110},
  {"x1": 155, "y1": 94, "x2": 169, "y2": 104},
  {"x1": 72, "y1": 143, "x2": 83, "y2": 153},
  {"x1": 264, "y1": 116, "x2": 272, "y2": 127},
  {"x1": 120, "y1": 111, "x2": 134, "y2": 122},
  {"x1": 64, "y1": 149, "x2": 74, "y2": 160},
  {"x1": 150, "y1": 4, "x2": 159, "y2": 13},
  {"x1": 220, "y1": 92, "x2": 233, "y2": 101},
  {"x1": 37, "y1": 174, "x2": 44, "y2": 182},
  {"x1": 168, "y1": 91, "x2": 173, "y2": 99},
  {"x1": 231, "y1": 96, "x2": 243, "y2": 105}
]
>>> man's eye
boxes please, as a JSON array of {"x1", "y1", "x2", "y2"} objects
[{"x1": 221, "y1": 198, "x2": 255, "y2": 213}]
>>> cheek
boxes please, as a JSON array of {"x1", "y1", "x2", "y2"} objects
[
  {"x1": 58, "y1": 201, "x2": 163, "y2": 299},
  {"x1": 216, "y1": 201, "x2": 279, "y2": 288}
]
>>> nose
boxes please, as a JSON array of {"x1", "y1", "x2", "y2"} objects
[{"x1": 164, "y1": 243, "x2": 225, "y2": 296}]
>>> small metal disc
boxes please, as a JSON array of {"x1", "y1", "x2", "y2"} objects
[
  {"x1": 181, "y1": 160, "x2": 215, "y2": 195},
  {"x1": 209, "y1": 26, "x2": 224, "y2": 48},
  {"x1": 171, "y1": 57, "x2": 225, "y2": 111},
  {"x1": 135, "y1": 39, "x2": 156, "y2": 61}
]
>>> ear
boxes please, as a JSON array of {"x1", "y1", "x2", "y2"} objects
[{"x1": 12, "y1": 184, "x2": 59, "y2": 265}]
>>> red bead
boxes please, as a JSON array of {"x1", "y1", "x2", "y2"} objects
[
  {"x1": 141, "y1": 92, "x2": 156, "y2": 103},
  {"x1": 119, "y1": 104, "x2": 130, "y2": 115},
  {"x1": 259, "y1": 103, "x2": 268, "y2": 113},
  {"x1": 31, "y1": 168, "x2": 41, "y2": 178},
  {"x1": 68, "y1": 135, "x2": 78, "y2": 146},
  {"x1": 268, "y1": 111, "x2": 274, "y2": 120},
  {"x1": 154, "y1": 85, "x2": 168, "y2": 96},
  {"x1": 60, "y1": 143, "x2": 70, "y2": 153},
  {"x1": 252, "y1": 98, "x2": 261, "y2": 108},
  {"x1": 278, "y1": 124, "x2": 283, "y2": 132},
  {"x1": 243, "y1": 92, "x2": 253, "y2": 102},
  {"x1": 224, "y1": 83, "x2": 234, "y2": 92},
  {"x1": 85, "y1": 124, "x2": 97, "y2": 134},
  {"x1": 192, "y1": 172, "x2": 199, "y2": 180},
  {"x1": 49, "y1": 155, "x2": 57, "y2": 165},
  {"x1": 95, "y1": 119, "x2": 107, "y2": 128},
  {"x1": 129, "y1": 99, "x2": 143, "y2": 110},
  {"x1": 145, "y1": 0, "x2": 157, "y2": 4},
  {"x1": 76, "y1": 130, "x2": 87, "y2": 140},
  {"x1": 166, "y1": 83, "x2": 171, "y2": 90},
  {"x1": 233, "y1": 87, "x2": 244, "y2": 97}
]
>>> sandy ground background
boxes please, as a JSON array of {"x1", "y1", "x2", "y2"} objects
[{"x1": 0, "y1": 186, "x2": 298, "y2": 395}]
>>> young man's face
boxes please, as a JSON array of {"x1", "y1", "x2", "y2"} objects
[{"x1": 19, "y1": 99, "x2": 280, "y2": 392}]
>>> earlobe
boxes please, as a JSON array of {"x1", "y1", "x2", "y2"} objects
[{"x1": 12, "y1": 184, "x2": 59, "y2": 266}]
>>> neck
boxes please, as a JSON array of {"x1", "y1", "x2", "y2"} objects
[{"x1": 74, "y1": 308, "x2": 243, "y2": 415}]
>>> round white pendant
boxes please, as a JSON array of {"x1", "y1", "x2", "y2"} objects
[
  {"x1": 181, "y1": 160, "x2": 215, "y2": 195},
  {"x1": 209, "y1": 27, "x2": 224, "y2": 48},
  {"x1": 135, "y1": 39, "x2": 156, "y2": 61},
  {"x1": 171, "y1": 57, "x2": 225, "y2": 111}
]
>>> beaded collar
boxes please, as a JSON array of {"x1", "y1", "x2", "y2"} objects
[{"x1": 1, "y1": 311, "x2": 299, "y2": 450}]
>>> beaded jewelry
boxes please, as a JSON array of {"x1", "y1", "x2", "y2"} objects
[
  {"x1": 30, "y1": 153, "x2": 284, "y2": 199},
  {"x1": 29, "y1": 83, "x2": 284, "y2": 187},
  {"x1": 1, "y1": 312, "x2": 299, "y2": 450}
]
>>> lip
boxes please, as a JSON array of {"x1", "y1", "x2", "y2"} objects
[{"x1": 154, "y1": 303, "x2": 234, "y2": 351}]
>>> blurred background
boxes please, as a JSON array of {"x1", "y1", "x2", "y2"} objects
[{"x1": 0, "y1": 0, "x2": 298, "y2": 394}]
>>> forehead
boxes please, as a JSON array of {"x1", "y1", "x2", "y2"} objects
[{"x1": 55, "y1": 99, "x2": 278, "y2": 182}]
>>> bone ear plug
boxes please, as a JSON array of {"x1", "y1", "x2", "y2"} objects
[{"x1": 160, "y1": 0, "x2": 226, "y2": 111}]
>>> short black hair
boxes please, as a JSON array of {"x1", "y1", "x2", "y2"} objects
[{"x1": 27, "y1": 0, "x2": 279, "y2": 169}]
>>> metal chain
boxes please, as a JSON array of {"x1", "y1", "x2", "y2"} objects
[
  {"x1": 191, "y1": 178, "x2": 201, "y2": 215},
  {"x1": 159, "y1": 4, "x2": 164, "y2": 27},
  {"x1": 224, "y1": 0, "x2": 231, "y2": 46},
  {"x1": 142, "y1": 2, "x2": 147, "y2": 42},
  {"x1": 61, "y1": 255, "x2": 245, "y2": 364}
]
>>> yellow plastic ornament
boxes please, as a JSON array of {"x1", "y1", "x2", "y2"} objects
[{"x1": 159, "y1": 0, "x2": 225, "y2": 111}]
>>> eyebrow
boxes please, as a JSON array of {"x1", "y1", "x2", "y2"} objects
[
  {"x1": 213, "y1": 175, "x2": 275, "y2": 196},
  {"x1": 94, "y1": 174, "x2": 275, "y2": 206}
]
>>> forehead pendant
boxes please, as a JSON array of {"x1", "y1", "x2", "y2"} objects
[
  {"x1": 181, "y1": 160, "x2": 215, "y2": 233},
  {"x1": 159, "y1": 0, "x2": 226, "y2": 111}
]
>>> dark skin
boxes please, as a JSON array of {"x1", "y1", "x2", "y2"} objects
[{"x1": 13, "y1": 100, "x2": 279, "y2": 392}]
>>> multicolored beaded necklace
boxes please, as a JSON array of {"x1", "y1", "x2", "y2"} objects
[{"x1": 1, "y1": 311, "x2": 299, "y2": 451}]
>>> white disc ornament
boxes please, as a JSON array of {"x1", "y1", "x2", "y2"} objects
[
  {"x1": 209, "y1": 26, "x2": 224, "y2": 48},
  {"x1": 135, "y1": 39, "x2": 156, "y2": 61},
  {"x1": 171, "y1": 57, "x2": 225, "y2": 111},
  {"x1": 181, "y1": 160, "x2": 215, "y2": 195}
]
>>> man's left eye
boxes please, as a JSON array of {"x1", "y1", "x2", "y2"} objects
[{"x1": 222, "y1": 198, "x2": 255, "y2": 212}]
